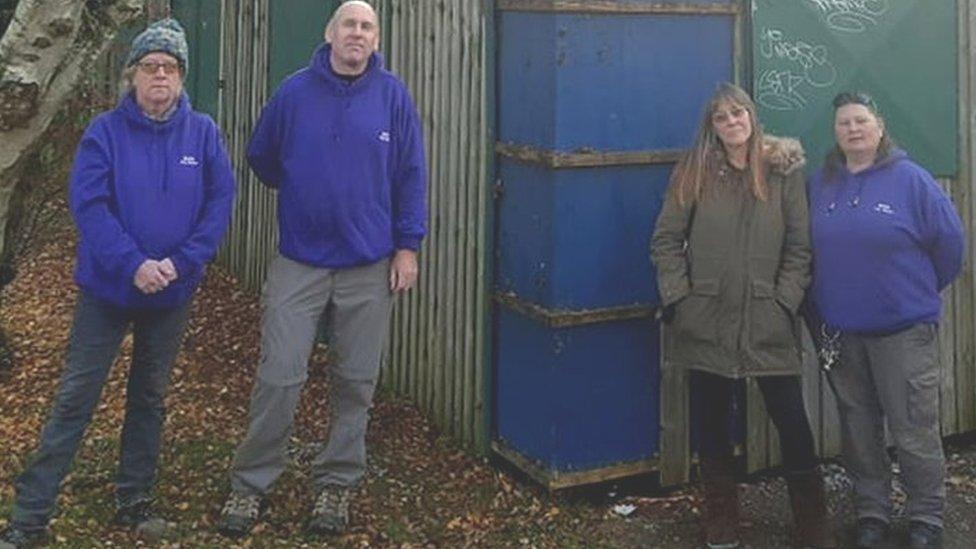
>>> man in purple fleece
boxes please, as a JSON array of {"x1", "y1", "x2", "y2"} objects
[
  {"x1": 218, "y1": 1, "x2": 427, "y2": 538},
  {"x1": 0, "y1": 18, "x2": 235, "y2": 548}
]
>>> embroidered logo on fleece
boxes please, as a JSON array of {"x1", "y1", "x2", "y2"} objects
[
  {"x1": 179, "y1": 155, "x2": 199, "y2": 167},
  {"x1": 377, "y1": 131, "x2": 391, "y2": 143},
  {"x1": 873, "y1": 202, "x2": 895, "y2": 215}
]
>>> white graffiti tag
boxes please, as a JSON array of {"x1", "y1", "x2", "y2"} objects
[
  {"x1": 757, "y1": 70, "x2": 807, "y2": 111},
  {"x1": 757, "y1": 28, "x2": 837, "y2": 111},
  {"x1": 806, "y1": 0, "x2": 890, "y2": 33}
]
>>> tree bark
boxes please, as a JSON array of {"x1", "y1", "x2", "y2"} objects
[
  {"x1": 0, "y1": 0, "x2": 144, "y2": 259},
  {"x1": 145, "y1": 0, "x2": 170, "y2": 20}
]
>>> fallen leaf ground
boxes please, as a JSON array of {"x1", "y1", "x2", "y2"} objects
[
  {"x1": 2, "y1": 216, "x2": 976, "y2": 548},
  {"x1": 0, "y1": 225, "x2": 609, "y2": 547}
]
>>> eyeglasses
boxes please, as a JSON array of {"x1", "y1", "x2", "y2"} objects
[
  {"x1": 136, "y1": 60, "x2": 181, "y2": 75},
  {"x1": 832, "y1": 91, "x2": 878, "y2": 112},
  {"x1": 712, "y1": 106, "x2": 748, "y2": 125}
]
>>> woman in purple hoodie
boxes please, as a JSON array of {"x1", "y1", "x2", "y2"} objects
[
  {"x1": 0, "y1": 19, "x2": 234, "y2": 548},
  {"x1": 807, "y1": 92, "x2": 963, "y2": 549}
]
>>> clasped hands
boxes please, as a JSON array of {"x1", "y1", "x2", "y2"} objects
[{"x1": 134, "y1": 258, "x2": 178, "y2": 294}]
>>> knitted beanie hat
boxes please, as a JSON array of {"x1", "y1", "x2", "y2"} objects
[{"x1": 126, "y1": 18, "x2": 188, "y2": 70}]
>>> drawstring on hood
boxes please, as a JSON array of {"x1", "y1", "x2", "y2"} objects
[
  {"x1": 118, "y1": 91, "x2": 192, "y2": 194},
  {"x1": 824, "y1": 149, "x2": 908, "y2": 215}
]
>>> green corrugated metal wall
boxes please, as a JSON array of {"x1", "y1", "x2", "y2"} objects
[
  {"x1": 172, "y1": 0, "x2": 221, "y2": 117},
  {"x1": 267, "y1": 0, "x2": 342, "y2": 90}
]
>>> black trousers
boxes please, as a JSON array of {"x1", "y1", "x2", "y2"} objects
[{"x1": 693, "y1": 370, "x2": 818, "y2": 473}]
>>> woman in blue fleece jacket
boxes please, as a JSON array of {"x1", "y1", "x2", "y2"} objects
[
  {"x1": 808, "y1": 92, "x2": 963, "y2": 549},
  {"x1": 1, "y1": 19, "x2": 234, "y2": 547}
]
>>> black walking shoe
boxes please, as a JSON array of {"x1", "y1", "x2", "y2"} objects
[
  {"x1": 307, "y1": 485, "x2": 353, "y2": 536},
  {"x1": 114, "y1": 499, "x2": 171, "y2": 542},
  {"x1": 854, "y1": 517, "x2": 888, "y2": 548},
  {"x1": 217, "y1": 492, "x2": 264, "y2": 538},
  {"x1": 0, "y1": 527, "x2": 47, "y2": 549},
  {"x1": 907, "y1": 521, "x2": 943, "y2": 549}
]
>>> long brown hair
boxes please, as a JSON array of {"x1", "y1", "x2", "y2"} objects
[{"x1": 671, "y1": 82, "x2": 767, "y2": 206}]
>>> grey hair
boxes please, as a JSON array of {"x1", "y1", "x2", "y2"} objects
[{"x1": 119, "y1": 65, "x2": 138, "y2": 96}]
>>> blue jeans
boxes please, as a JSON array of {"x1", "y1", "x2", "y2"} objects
[{"x1": 11, "y1": 292, "x2": 189, "y2": 531}]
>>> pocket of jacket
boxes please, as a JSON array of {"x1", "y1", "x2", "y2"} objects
[
  {"x1": 749, "y1": 279, "x2": 795, "y2": 351},
  {"x1": 673, "y1": 278, "x2": 720, "y2": 342},
  {"x1": 691, "y1": 278, "x2": 720, "y2": 297}
]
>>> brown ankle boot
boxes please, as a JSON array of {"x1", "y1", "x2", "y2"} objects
[
  {"x1": 785, "y1": 470, "x2": 837, "y2": 548},
  {"x1": 700, "y1": 456, "x2": 740, "y2": 548}
]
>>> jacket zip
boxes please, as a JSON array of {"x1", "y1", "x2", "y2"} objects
[{"x1": 737, "y1": 187, "x2": 758, "y2": 374}]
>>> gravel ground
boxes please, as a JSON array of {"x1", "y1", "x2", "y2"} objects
[{"x1": 586, "y1": 438, "x2": 976, "y2": 548}]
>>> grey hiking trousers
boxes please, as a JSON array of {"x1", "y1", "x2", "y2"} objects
[
  {"x1": 829, "y1": 323, "x2": 945, "y2": 528},
  {"x1": 229, "y1": 255, "x2": 393, "y2": 494}
]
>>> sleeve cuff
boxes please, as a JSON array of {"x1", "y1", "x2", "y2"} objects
[
  {"x1": 659, "y1": 279, "x2": 690, "y2": 307},
  {"x1": 124, "y1": 253, "x2": 148, "y2": 286},
  {"x1": 775, "y1": 285, "x2": 803, "y2": 314},
  {"x1": 170, "y1": 253, "x2": 199, "y2": 280},
  {"x1": 394, "y1": 235, "x2": 422, "y2": 252}
]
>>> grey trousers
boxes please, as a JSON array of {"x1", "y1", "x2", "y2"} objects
[
  {"x1": 229, "y1": 255, "x2": 393, "y2": 495},
  {"x1": 829, "y1": 323, "x2": 945, "y2": 528}
]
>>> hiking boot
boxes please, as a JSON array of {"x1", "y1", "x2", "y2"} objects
[
  {"x1": 307, "y1": 485, "x2": 353, "y2": 536},
  {"x1": 217, "y1": 491, "x2": 263, "y2": 538},
  {"x1": 700, "y1": 456, "x2": 740, "y2": 549},
  {"x1": 0, "y1": 527, "x2": 47, "y2": 549},
  {"x1": 854, "y1": 517, "x2": 888, "y2": 549},
  {"x1": 907, "y1": 521, "x2": 943, "y2": 549},
  {"x1": 785, "y1": 470, "x2": 836, "y2": 548},
  {"x1": 114, "y1": 499, "x2": 170, "y2": 542}
]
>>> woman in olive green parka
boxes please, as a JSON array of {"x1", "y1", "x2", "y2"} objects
[
  {"x1": 651, "y1": 83, "x2": 834, "y2": 549},
  {"x1": 653, "y1": 119, "x2": 809, "y2": 378}
]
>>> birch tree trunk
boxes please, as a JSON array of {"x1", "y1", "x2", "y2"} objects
[{"x1": 0, "y1": 0, "x2": 144, "y2": 259}]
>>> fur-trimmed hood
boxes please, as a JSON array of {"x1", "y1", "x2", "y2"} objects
[
  {"x1": 652, "y1": 133, "x2": 812, "y2": 379},
  {"x1": 763, "y1": 135, "x2": 806, "y2": 176}
]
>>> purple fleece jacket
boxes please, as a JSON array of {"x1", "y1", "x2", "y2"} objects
[
  {"x1": 69, "y1": 92, "x2": 236, "y2": 309},
  {"x1": 246, "y1": 43, "x2": 427, "y2": 268},
  {"x1": 808, "y1": 150, "x2": 964, "y2": 332}
]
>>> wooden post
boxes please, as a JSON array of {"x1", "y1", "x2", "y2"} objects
[
  {"x1": 955, "y1": 0, "x2": 976, "y2": 434},
  {"x1": 659, "y1": 326, "x2": 691, "y2": 485},
  {"x1": 745, "y1": 378, "x2": 770, "y2": 473}
]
